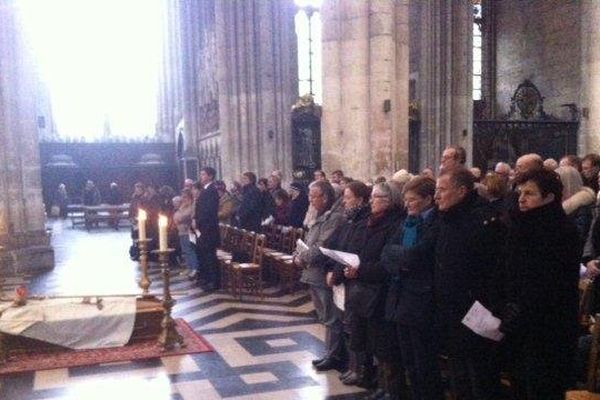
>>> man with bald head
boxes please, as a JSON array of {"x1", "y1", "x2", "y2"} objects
[
  {"x1": 543, "y1": 158, "x2": 559, "y2": 171},
  {"x1": 494, "y1": 162, "x2": 512, "y2": 186},
  {"x1": 505, "y1": 154, "x2": 544, "y2": 214},
  {"x1": 515, "y1": 153, "x2": 543, "y2": 180},
  {"x1": 440, "y1": 145, "x2": 467, "y2": 174}
]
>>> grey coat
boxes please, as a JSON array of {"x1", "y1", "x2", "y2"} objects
[{"x1": 299, "y1": 209, "x2": 346, "y2": 287}]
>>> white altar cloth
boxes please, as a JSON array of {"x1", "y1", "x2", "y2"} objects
[{"x1": 0, "y1": 297, "x2": 136, "y2": 349}]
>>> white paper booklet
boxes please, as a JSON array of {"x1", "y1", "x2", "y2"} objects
[
  {"x1": 461, "y1": 301, "x2": 504, "y2": 342},
  {"x1": 318, "y1": 247, "x2": 360, "y2": 267},
  {"x1": 296, "y1": 239, "x2": 310, "y2": 253},
  {"x1": 261, "y1": 215, "x2": 274, "y2": 226},
  {"x1": 333, "y1": 283, "x2": 345, "y2": 311}
]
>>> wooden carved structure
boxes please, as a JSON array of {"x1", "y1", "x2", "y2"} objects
[
  {"x1": 291, "y1": 95, "x2": 321, "y2": 182},
  {"x1": 473, "y1": 80, "x2": 579, "y2": 171},
  {"x1": 40, "y1": 142, "x2": 177, "y2": 212}
]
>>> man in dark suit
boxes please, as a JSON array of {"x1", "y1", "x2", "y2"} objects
[{"x1": 193, "y1": 167, "x2": 221, "y2": 291}]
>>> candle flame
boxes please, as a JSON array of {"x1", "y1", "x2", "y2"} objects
[
  {"x1": 138, "y1": 209, "x2": 147, "y2": 221},
  {"x1": 158, "y1": 215, "x2": 168, "y2": 227}
]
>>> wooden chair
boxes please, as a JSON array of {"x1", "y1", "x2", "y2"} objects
[
  {"x1": 275, "y1": 228, "x2": 305, "y2": 293},
  {"x1": 567, "y1": 314, "x2": 600, "y2": 399},
  {"x1": 262, "y1": 225, "x2": 284, "y2": 282},
  {"x1": 566, "y1": 392, "x2": 600, "y2": 400},
  {"x1": 231, "y1": 233, "x2": 266, "y2": 300},
  {"x1": 218, "y1": 225, "x2": 240, "y2": 291},
  {"x1": 581, "y1": 278, "x2": 595, "y2": 327},
  {"x1": 221, "y1": 229, "x2": 255, "y2": 294}
]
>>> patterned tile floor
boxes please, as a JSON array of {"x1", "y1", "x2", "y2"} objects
[{"x1": 0, "y1": 220, "x2": 367, "y2": 399}]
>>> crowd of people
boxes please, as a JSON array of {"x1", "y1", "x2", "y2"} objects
[
  {"x1": 53, "y1": 180, "x2": 125, "y2": 218},
  {"x1": 54, "y1": 147, "x2": 600, "y2": 399},
  {"x1": 279, "y1": 147, "x2": 598, "y2": 400}
]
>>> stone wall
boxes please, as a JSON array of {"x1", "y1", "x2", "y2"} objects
[
  {"x1": 0, "y1": 1, "x2": 54, "y2": 276},
  {"x1": 494, "y1": 0, "x2": 581, "y2": 119}
]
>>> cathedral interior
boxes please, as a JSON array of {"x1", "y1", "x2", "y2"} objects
[{"x1": 0, "y1": 0, "x2": 599, "y2": 399}]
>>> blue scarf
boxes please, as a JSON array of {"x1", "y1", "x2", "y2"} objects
[{"x1": 402, "y1": 215, "x2": 421, "y2": 248}]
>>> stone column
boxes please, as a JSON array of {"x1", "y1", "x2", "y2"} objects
[
  {"x1": 418, "y1": 0, "x2": 473, "y2": 170},
  {"x1": 215, "y1": 0, "x2": 297, "y2": 182},
  {"x1": 157, "y1": 0, "x2": 184, "y2": 143},
  {"x1": 580, "y1": 0, "x2": 600, "y2": 154},
  {"x1": 321, "y1": 0, "x2": 409, "y2": 180},
  {"x1": 0, "y1": 1, "x2": 54, "y2": 275}
]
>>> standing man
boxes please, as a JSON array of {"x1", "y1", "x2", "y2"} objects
[
  {"x1": 294, "y1": 181, "x2": 346, "y2": 371},
  {"x1": 581, "y1": 153, "x2": 600, "y2": 193},
  {"x1": 330, "y1": 170, "x2": 344, "y2": 185},
  {"x1": 439, "y1": 145, "x2": 467, "y2": 174},
  {"x1": 194, "y1": 167, "x2": 220, "y2": 291},
  {"x1": 238, "y1": 172, "x2": 263, "y2": 232},
  {"x1": 434, "y1": 168, "x2": 506, "y2": 399},
  {"x1": 313, "y1": 170, "x2": 327, "y2": 182}
]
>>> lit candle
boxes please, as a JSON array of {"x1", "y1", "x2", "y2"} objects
[
  {"x1": 138, "y1": 209, "x2": 147, "y2": 241},
  {"x1": 158, "y1": 215, "x2": 168, "y2": 251}
]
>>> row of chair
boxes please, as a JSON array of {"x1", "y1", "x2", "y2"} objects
[
  {"x1": 217, "y1": 225, "x2": 266, "y2": 299},
  {"x1": 216, "y1": 224, "x2": 306, "y2": 299},
  {"x1": 262, "y1": 225, "x2": 305, "y2": 293}
]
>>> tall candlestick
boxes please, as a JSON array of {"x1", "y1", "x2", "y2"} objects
[
  {"x1": 138, "y1": 209, "x2": 147, "y2": 241},
  {"x1": 159, "y1": 215, "x2": 168, "y2": 251}
]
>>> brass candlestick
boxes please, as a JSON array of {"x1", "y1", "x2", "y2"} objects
[
  {"x1": 153, "y1": 248, "x2": 184, "y2": 351},
  {"x1": 136, "y1": 238, "x2": 152, "y2": 297}
]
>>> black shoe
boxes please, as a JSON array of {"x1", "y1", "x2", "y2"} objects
[
  {"x1": 341, "y1": 371, "x2": 360, "y2": 385},
  {"x1": 339, "y1": 369, "x2": 353, "y2": 380},
  {"x1": 314, "y1": 358, "x2": 344, "y2": 372},
  {"x1": 201, "y1": 283, "x2": 218, "y2": 292},
  {"x1": 363, "y1": 389, "x2": 386, "y2": 400},
  {"x1": 312, "y1": 357, "x2": 326, "y2": 366}
]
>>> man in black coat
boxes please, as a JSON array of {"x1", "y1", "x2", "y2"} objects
[
  {"x1": 434, "y1": 168, "x2": 507, "y2": 399},
  {"x1": 194, "y1": 167, "x2": 221, "y2": 291},
  {"x1": 288, "y1": 182, "x2": 309, "y2": 228},
  {"x1": 237, "y1": 172, "x2": 263, "y2": 232}
]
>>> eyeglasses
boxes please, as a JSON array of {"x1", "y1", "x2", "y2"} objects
[{"x1": 371, "y1": 194, "x2": 390, "y2": 200}]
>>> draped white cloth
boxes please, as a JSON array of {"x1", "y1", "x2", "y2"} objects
[{"x1": 0, "y1": 297, "x2": 136, "y2": 349}]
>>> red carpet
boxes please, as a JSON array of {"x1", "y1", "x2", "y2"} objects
[{"x1": 0, "y1": 319, "x2": 212, "y2": 375}]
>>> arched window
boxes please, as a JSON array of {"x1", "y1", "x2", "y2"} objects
[
  {"x1": 294, "y1": 0, "x2": 322, "y2": 104},
  {"x1": 473, "y1": 1, "x2": 483, "y2": 101}
]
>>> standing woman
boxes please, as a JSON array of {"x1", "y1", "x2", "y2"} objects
[
  {"x1": 173, "y1": 189, "x2": 199, "y2": 278},
  {"x1": 330, "y1": 182, "x2": 405, "y2": 397},
  {"x1": 500, "y1": 168, "x2": 581, "y2": 399},
  {"x1": 381, "y1": 176, "x2": 444, "y2": 400}
]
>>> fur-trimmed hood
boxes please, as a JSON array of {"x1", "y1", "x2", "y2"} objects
[{"x1": 563, "y1": 186, "x2": 596, "y2": 215}]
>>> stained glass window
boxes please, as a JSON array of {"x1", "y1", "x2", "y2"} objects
[{"x1": 473, "y1": 2, "x2": 483, "y2": 100}]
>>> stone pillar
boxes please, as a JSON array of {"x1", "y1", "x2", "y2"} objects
[
  {"x1": 321, "y1": 0, "x2": 409, "y2": 180},
  {"x1": 157, "y1": 0, "x2": 184, "y2": 144},
  {"x1": 580, "y1": 0, "x2": 600, "y2": 154},
  {"x1": 418, "y1": 0, "x2": 473, "y2": 170},
  {"x1": 0, "y1": 1, "x2": 54, "y2": 275},
  {"x1": 215, "y1": 0, "x2": 297, "y2": 182}
]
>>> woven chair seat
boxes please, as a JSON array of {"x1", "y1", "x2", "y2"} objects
[
  {"x1": 566, "y1": 391, "x2": 600, "y2": 400},
  {"x1": 234, "y1": 262, "x2": 260, "y2": 270}
]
